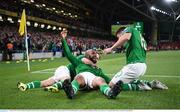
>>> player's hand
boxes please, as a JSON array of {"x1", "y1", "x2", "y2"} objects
[
  {"x1": 60, "y1": 28, "x2": 68, "y2": 39},
  {"x1": 103, "y1": 48, "x2": 112, "y2": 54}
]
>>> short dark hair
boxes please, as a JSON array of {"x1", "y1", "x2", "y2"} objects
[{"x1": 115, "y1": 27, "x2": 126, "y2": 36}]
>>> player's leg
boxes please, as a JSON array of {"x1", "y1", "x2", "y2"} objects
[
  {"x1": 132, "y1": 79, "x2": 168, "y2": 90},
  {"x1": 17, "y1": 66, "x2": 70, "y2": 92},
  {"x1": 150, "y1": 80, "x2": 168, "y2": 89},
  {"x1": 44, "y1": 66, "x2": 71, "y2": 92},
  {"x1": 109, "y1": 63, "x2": 151, "y2": 91},
  {"x1": 121, "y1": 82, "x2": 151, "y2": 91},
  {"x1": 62, "y1": 74, "x2": 86, "y2": 99},
  {"x1": 92, "y1": 77, "x2": 122, "y2": 99},
  {"x1": 17, "y1": 78, "x2": 55, "y2": 92}
]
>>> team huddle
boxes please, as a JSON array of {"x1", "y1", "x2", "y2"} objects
[{"x1": 17, "y1": 26, "x2": 168, "y2": 99}]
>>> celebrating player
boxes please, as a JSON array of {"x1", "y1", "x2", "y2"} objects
[
  {"x1": 104, "y1": 26, "x2": 168, "y2": 90},
  {"x1": 60, "y1": 29, "x2": 122, "y2": 99},
  {"x1": 17, "y1": 53, "x2": 97, "y2": 92}
]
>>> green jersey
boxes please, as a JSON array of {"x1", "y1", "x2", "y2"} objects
[
  {"x1": 123, "y1": 26, "x2": 147, "y2": 64},
  {"x1": 66, "y1": 55, "x2": 84, "y2": 79},
  {"x1": 62, "y1": 39, "x2": 111, "y2": 83}
]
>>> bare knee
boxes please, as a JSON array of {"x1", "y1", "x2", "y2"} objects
[
  {"x1": 92, "y1": 77, "x2": 106, "y2": 88},
  {"x1": 96, "y1": 77, "x2": 106, "y2": 84},
  {"x1": 41, "y1": 81, "x2": 48, "y2": 87},
  {"x1": 74, "y1": 75, "x2": 85, "y2": 87},
  {"x1": 41, "y1": 79, "x2": 55, "y2": 87},
  {"x1": 109, "y1": 81, "x2": 115, "y2": 88}
]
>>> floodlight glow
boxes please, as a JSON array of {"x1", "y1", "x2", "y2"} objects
[
  {"x1": 42, "y1": 4, "x2": 46, "y2": 7},
  {"x1": 59, "y1": 27, "x2": 62, "y2": 30},
  {"x1": 27, "y1": 21, "x2": 31, "y2": 26},
  {"x1": 0, "y1": 15, "x2": 3, "y2": 21},
  {"x1": 7, "y1": 17, "x2": 12, "y2": 21},
  {"x1": 47, "y1": 25, "x2": 51, "y2": 29},
  {"x1": 35, "y1": 4, "x2": 40, "y2": 7},
  {"x1": 41, "y1": 24, "x2": 45, "y2": 28},
  {"x1": 34, "y1": 22, "x2": 38, "y2": 27},
  {"x1": 176, "y1": 15, "x2": 180, "y2": 20},
  {"x1": 10, "y1": 20, "x2": 14, "y2": 23},
  {"x1": 46, "y1": 8, "x2": 50, "y2": 10},
  {"x1": 165, "y1": 0, "x2": 177, "y2": 2},
  {"x1": 150, "y1": 6, "x2": 171, "y2": 16},
  {"x1": 150, "y1": 6, "x2": 155, "y2": 10},
  {"x1": 53, "y1": 26, "x2": 56, "y2": 30}
]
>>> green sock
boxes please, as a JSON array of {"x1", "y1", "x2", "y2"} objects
[
  {"x1": 132, "y1": 79, "x2": 151, "y2": 87},
  {"x1": 142, "y1": 80, "x2": 151, "y2": 87},
  {"x1": 100, "y1": 84, "x2": 110, "y2": 96},
  {"x1": 52, "y1": 81, "x2": 63, "y2": 89},
  {"x1": 71, "y1": 80, "x2": 80, "y2": 94},
  {"x1": 26, "y1": 81, "x2": 41, "y2": 89},
  {"x1": 122, "y1": 83, "x2": 139, "y2": 91}
]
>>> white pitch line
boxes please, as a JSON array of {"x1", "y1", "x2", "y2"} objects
[
  {"x1": 31, "y1": 68, "x2": 56, "y2": 73},
  {"x1": 144, "y1": 75, "x2": 180, "y2": 78},
  {"x1": 31, "y1": 71, "x2": 54, "y2": 74},
  {"x1": 31, "y1": 58, "x2": 123, "y2": 74},
  {"x1": 31, "y1": 70, "x2": 180, "y2": 78},
  {"x1": 108, "y1": 74, "x2": 180, "y2": 78}
]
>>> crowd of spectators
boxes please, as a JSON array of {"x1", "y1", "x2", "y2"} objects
[
  {"x1": 0, "y1": 25, "x2": 114, "y2": 54},
  {"x1": 148, "y1": 41, "x2": 180, "y2": 51},
  {"x1": 1, "y1": 25, "x2": 180, "y2": 58}
]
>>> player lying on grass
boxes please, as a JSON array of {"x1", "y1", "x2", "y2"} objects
[
  {"x1": 17, "y1": 54, "x2": 98, "y2": 92},
  {"x1": 104, "y1": 26, "x2": 168, "y2": 91},
  {"x1": 17, "y1": 46, "x2": 148, "y2": 93},
  {"x1": 60, "y1": 29, "x2": 122, "y2": 99}
]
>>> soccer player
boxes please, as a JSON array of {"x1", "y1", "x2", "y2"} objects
[
  {"x1": 104, "y1": 26, "x2": 168, "y2": 90},
  {"x1": 60, "y1": 29, "x2": 122, "y2": 99},
  {"x1": 17, "y1": 53, "x2": 97, "y2": 92}
]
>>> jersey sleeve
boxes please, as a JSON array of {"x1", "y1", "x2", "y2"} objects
[
  {"x1": 122, "y1": 26, "x2": 133, "y2": 33},
  {"x1": 77, "y1": 55, "x2": 85, "y2": 60},
  {"x1": 61, "y1": 39, "x2": 81, "y2": 67}
]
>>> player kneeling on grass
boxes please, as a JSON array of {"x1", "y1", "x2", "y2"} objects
[
  {"x1": 60, "y1": 29, "x2": 122, "y2": 99},
  {"x1": 17, "y1": 54, "x2": 97, "y2": 92},
  {"x1": 104, "y1": 26, "x2": 168, "y2": 91}
]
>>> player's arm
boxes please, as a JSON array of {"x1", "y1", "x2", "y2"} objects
[
  {"x1": 61, "y1": 30, "x2": 80, "y2": 66},
  {"x1": 77, "y1": 54, "x2": 97, "y2": 67},
  {"x1": 104, "y1": 33, "x2": 131, "y2": 54},
  {"x1": 111, "y1": 33, "x2": 131, "y2": 50},
  {"x1": 81, "y1": 58, "x2": 97, "y2": 67}
]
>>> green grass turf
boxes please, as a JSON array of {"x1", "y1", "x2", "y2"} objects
[{"x1": 0, "y1": 51, "x2": 180, "y2": 109}]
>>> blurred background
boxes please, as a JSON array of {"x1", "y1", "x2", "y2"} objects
[{"x1": 0, "y1": 0, "x2": 180, "y2": 61}]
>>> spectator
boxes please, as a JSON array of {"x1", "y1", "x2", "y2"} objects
[{"x1": 6, "y1": 41, "x2": 13, "y2": 61}]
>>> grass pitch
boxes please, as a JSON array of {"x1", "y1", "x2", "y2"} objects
[{"x1": 0, "y1": 51, "x2": 180, "y2": 109}]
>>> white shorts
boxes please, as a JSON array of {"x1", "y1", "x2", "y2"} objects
[
  {"x1": 111, "y1": 63, "x2": 147, "y2": 84},
  {"x1": 78, "y1": 72, "x2": 96, "y2": 89},
  {"x1": 51, "y1": 66, "x2": 71, "y2": 82}
]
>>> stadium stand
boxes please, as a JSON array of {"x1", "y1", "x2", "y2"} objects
[{"x1": 0, "y1": 25, "x2": 114, "y2": 52}]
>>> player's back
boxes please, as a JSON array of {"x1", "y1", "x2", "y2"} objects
[{"x1": 124, "y1": 26, "x2": 147, "y2": 64}]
